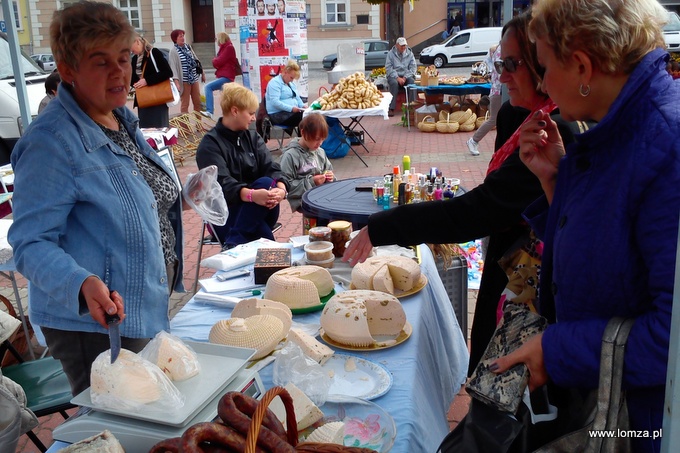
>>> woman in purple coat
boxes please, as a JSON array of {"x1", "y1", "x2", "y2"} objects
[{"x1": 494, "y1": 1, "x2": 680, "y2": 451}]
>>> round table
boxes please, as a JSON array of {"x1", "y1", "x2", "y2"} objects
[{"x1": 301, "y1": 176, "x2": 466, "y2": 230}]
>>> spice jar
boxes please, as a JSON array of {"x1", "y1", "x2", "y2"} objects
[
  {"x1": 328, "y1": 220, "x2": 352, "y2": 257},
  {"x1": 308, "y1": 226, "x2": 332, "y2": 242}
]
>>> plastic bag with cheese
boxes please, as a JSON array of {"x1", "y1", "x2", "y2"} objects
[
  {"x1": 273, "y1": 341, "x2": 331, "y2": 406},
  {"x1": 90, "y1": 349, "x2": 185, "y2": 413},
  {"x1": 139, "y1": 331, "x2": 201, "y2": 381},
  {"x1": 182, "y1": 165, "x2": 228, "y2": 226}
]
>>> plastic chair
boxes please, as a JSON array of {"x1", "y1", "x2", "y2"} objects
[
  {"x1": 256, "y1": 98, "x2": 298, "y2": 152},
  {"x1": 1, "y1": 340, "x2": 75, "y2": 452}
]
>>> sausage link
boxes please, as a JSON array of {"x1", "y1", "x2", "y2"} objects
[{"x1": 148, "y1": 437, "x2": 181, "y2": 453}]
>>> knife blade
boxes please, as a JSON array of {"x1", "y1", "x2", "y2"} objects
[{"x1": 105, "y1": 313, "x2": 121, "y2": 364}]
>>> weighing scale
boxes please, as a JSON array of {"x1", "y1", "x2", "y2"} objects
[{"x1": 53, "y1": 344, "x2": 265, "y2": 452}]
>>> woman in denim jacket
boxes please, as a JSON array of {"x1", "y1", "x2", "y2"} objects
[{"x1": 9, "y1": 1, "x2": 188, "y2": 396}]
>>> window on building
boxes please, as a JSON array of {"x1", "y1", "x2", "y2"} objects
[
  {"x1": 118, "y1": 0, "x2": 141, "y2": 29},
  {"x1": 306, "y1": 4, "x2": 311, "y2": 25},
  {"x1": 2, "y1": 1, "x2": 23, "y2": 30},
  {"x1": 325, "y1": 0, "x2": 348, "y2": 24},
  {"x1": 357, "y1": 14, "x2": 369, "y2": 25}
]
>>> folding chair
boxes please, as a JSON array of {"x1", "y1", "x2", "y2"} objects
[
  {"x1": 192, "y1": 221, "x2": 223, "y2": 294},
  {"x1": 256, "y1": 99, "x2": 298, "y2": 152}
]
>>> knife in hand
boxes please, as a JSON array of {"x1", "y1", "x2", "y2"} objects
[{"x1": 105, "y1": 313, "x2": 121, "y2": 364}]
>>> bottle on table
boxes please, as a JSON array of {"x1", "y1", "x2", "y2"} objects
[
  {"x1": 392, "y1": 166, "x2": 401, "y2": 202},
  {"x1": 402, "y1": 155, "x2": 411, "y2": 173}
]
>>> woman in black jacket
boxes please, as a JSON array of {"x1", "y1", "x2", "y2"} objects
[
  {"x1": 131, "y1": 35, "x2": 173, "y2": 128},
  {"x1": 343, "y1": 12, "x2": 586, "y2": 375}
]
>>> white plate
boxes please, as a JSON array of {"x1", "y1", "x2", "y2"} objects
[
  {"x1": 322, "y1": 354, "x2": 392, "y2": 400},
  {"x1": 71, "y1": 342, "x2": 255, "y2": 427}
]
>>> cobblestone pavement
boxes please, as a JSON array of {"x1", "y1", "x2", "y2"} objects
[{"x1": 8, "y1": 63, "x2": 489, "y2": 451}]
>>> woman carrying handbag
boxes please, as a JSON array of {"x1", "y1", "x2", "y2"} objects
[{"x1": 131, "y1": 35, "x2": 173, "y2": 128}]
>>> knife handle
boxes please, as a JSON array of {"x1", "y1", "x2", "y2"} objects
[{"x1": 104, "y1": 313, "x2": 120, "y2": 325}]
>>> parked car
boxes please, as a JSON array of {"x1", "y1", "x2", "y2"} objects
[
  {"x1": 30, "y1": 53, "x2": 56, "y2": 71},
  {"x1": 322, "y1": 40, "x2": 390, "y2": 70},
  {"x1": 419, "y1": 27, "x2": 502, "y2": 68},
  {"x1": 664, "y1": 11, "x2": 680, "y2": 53},
  {"x1": 1, "y1": 33, "x2": 49, "y2": 164}
]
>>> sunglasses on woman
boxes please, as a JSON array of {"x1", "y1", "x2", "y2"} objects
[{"x1": 494, "y1": 57, "x2": 525, "y2": 74}]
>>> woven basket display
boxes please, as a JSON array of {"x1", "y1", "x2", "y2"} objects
[
  {"x1": 459, "y1": 112, "x2": 477, "y2": 132},
  {"x1": 417, "y1": 115, "x2": 437, "y2": 132},
  {"x1": 475, "y1": 111, "x2": 490, "y2": 129},
  {"x1": 436, "y1": 112, "x2": 460, "y2": 134}
]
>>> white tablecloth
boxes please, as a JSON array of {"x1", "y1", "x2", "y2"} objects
[
  {"x1": 303, "y1": 92, "x2": 393, "y2": 120},
  {"x1": 171, "y1": 244, "x2": 469, "y2": 453}
]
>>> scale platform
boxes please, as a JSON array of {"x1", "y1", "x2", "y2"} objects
[{"x1": 53, "y1": 344, "x2": 264, "y2": 452}]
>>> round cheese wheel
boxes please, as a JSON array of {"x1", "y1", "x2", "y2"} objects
[
  {"x1": 209, "y1": 315, "x2": 284, "y2": 359},
  {"x1": 320, "y1": 290, "x2": 406, "y2": 347},
  {"x1": 351, "y1": 256, "x2": 421, "y2": 294},
  {"x1": 263, "y1": 265, "x2": 334, "y2": 309}
]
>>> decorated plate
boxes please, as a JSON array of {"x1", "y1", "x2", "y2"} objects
[
  {"x1": 322, "y1": 354, "x2": 393, "y2": 400},
  {"x1": 301, "y1": 394, "x2": 397, "y2": 452},
  {"x1": 291, "y1": 289, "x2": 335, "y2": 315},
  {"x1": 349, "y1": 274, "x2": 427, "y2": 298},
  {"x1": 320, "y1": 321, "x2": 412, "y2": 351}
]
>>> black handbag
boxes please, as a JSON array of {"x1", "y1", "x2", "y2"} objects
[{"x1": 195, "y1": 59, "x2": 203, "y2": 75}]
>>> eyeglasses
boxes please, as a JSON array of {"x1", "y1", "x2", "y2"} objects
[{"x1": 494, "y1": 57, "x2": 525, "y2": 74}]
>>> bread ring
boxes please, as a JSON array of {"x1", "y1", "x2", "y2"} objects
[
  {"x1": 180, "y1": 422, "x2": 268, "y2": 453},
  {"x1": 218, "y1": 391, "x2": 295, "y2": 452},
  {"x1": 149, "y1": 437, "x2": 182, "y2": 453}
]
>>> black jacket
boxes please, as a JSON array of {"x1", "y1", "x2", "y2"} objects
[{"x1": 131, "y1": 48, "x2": 173, "y2": 108}]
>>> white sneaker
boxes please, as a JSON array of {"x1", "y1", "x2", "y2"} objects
[
  {"x1": 200, "y1": 111, "x2": 213, "y2": 119},
  {"x1": 467, "y1": 137, "x2": 480, "y2": 156}
]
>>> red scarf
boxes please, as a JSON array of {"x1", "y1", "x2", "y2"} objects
[{"x1": 486, "y1": 98, "x2": 558, "y2": 175}]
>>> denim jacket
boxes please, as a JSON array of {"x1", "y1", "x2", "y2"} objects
[{"x1": 9, "y1": 84, "x2": 184, "y2": 338}]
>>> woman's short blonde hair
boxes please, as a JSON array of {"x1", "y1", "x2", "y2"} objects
[
  {"x1": 216, "y1": 32, "x2": 231, "y2": 46},
  {"x1": 220, "y1": 83, "x2": 259, "y2": 113},
  {"x1": 50, "y1": 1, "x2": 135, "y2": 70},
  {"x1": 283, "y1": 59, "x2": 301, "y2": 79},
  {"x1": 529, "y1": 0, "x2": 667, "y2": 74}
]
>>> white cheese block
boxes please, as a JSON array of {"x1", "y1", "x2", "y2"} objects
[
  {"x1": 320, "y1": 290, "x2": 406, "y2": 347},
  {"x1": 263, "y1": 265, "x2": 334, "y2": 309},
  {"x1": 209, "y1": 315, "x2": 284, "y2": 359},
  {"x1": 351, "y1": 256, "x2": 421, "y2": 294},
  {"x1": 268, "y1": 382, "x2": 324, "y2": 431},
  {"x1": 58, "y1": 430, "x2": 125, "y2": 452},
  {"x1": 232, "y1": 298, "x2": 293, "y2": 338},
  {"x1": 154, "y1": 334, "x2": 200, "y2": 381},
  {"x1": 90, "y1": 349, "x2": 165, "y2": 405},
  {"x1": 305, "y1": 421, "x2": 345, "y2": 444},
  {"x1": 288, "y1": 328, "x2": 334, "y2": 365},
  {"x1": 371, "y1": 263, "x2": 394, "y2": 294}
]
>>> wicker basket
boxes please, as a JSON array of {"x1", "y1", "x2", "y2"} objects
[
  {"x1": 475, "y1": 110, "x2": 489, "y2": 129},
  {"x1": 243, "y1": 386, "x2": 372, "y2": 453},
  {"x1": 417, "y1": 115, "x2": 437, "y2": 132},
  {"x1": 436, "y1": 112, "x2": 460, "y2": 134}
]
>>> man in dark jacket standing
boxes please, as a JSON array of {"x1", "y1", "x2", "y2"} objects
[{"x1": 385, "y1": 37, "x2": 416, "y2": 117}]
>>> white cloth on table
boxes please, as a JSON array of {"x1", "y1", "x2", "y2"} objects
[{"x1": 304, "y1": 93, "x2": 393, "y2": 120}]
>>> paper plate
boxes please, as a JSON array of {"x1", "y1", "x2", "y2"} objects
[
  {"x1": 320, "y1": 321, "x2": 412, "y2": 351},
  {"x1": 290, "y1": 289, "x2": 335, "y2": 315},
  {"x1": 322, "y1": 354, "x2": 392, "y2": 400},
  {"x1": 349, "y1": 274, "x2": 427, "y2": 298}
]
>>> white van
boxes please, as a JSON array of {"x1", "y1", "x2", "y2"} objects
[
  {"x1": 419, "y1": 27, "x2": 502, "y2": 68},
  {"x1": 664, "y1": 11, "x2": 680, "y2": 53},
  {"x1": 0, "y1": 33, "x2": 49, "y2": 164}
]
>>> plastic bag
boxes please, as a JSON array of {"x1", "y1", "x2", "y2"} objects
[
  {"x1": 167, "y1": 78, "x2": 180, "y2": 106},
  {"x1": 139, "y1": 331, "x2": 201, "y2": 381},
  {"x1": 273, "y1": 341, "x2": 331, "y2": 406},
  {"x1": 182, "y1": 165, "x2": 228, "y2": 226},
  {"x1": 90, "y1": 349, "x2": 185, "y2": 413}
]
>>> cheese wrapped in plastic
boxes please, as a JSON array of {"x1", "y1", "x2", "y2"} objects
[
  {"x1": 90, "y1": 349, "x2": 185, "y2": 413},
  {"x1": 139, "y1": 331, "x2": 201, "y2": 381}
]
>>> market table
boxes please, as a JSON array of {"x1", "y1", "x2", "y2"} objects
[
  {"x1": 303, "y1": 93, "x2": 392, "y2": 167},
  {"x1": 170, "y1": 245, "x2": 469, "y2": 453},
  {"x1": 405, "y1": 83, "x2": 491, "y2": 130},
  {"x1": 301, "y1": 175, "x2": 467, "y2": 230}
]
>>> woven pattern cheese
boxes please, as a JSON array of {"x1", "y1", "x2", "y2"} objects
[
  {"x1": 232, "y1": 298, "x2": 293, "y2": 336},
  {"x1": 263, "y1": 265, "x2": 334, "y2": 309},
  {"x1": 209, "y1": 315, "x2": 284, "y2": 359},
  {"x1": 320, "y1": 290, "x2": 406, "y2": 347},
  {"x1": 288, "y1": 327, "x2": 334, "y2": 365},
  {"x1": 351, "y1": 256, "x2": 421, "y2": 293}
]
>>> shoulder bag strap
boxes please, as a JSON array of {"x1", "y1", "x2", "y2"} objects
[
  {"x1": 148, "y1": 49, "x2": 160, "y2": 73},
  {"x1": 590, "y1": 317, "x2": 635, "y2": 451}
]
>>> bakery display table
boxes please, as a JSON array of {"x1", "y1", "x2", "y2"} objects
[
  {"x1": 301, "y1": 176, "x2": 467, "y2": 231},
  {"x1": 405, "y1": 83, "x2": 491, "y2": 131},
  {"x1": 303, "y1": 93, "x2": 392, "y2": 167},
  {"x1": 170, "y1": 245, "x2": 469, "y2": 453}
]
